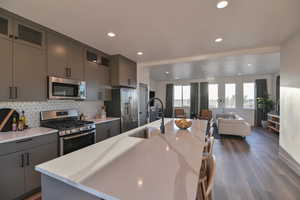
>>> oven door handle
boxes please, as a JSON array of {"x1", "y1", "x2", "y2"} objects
[{"x1": 63, "y1": 131, "x2": 95, "y2": 140}]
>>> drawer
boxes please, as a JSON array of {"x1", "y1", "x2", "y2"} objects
[{"x1": 0, "y1": 133, "x2": 58, "y2": 156}]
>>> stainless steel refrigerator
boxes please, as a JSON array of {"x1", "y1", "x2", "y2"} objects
[{"x1": 105, "y1": 88, "x2": 138, "y2": 132}]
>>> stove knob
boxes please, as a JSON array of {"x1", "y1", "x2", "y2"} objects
[{"x1": 80, "y1": 127, "x2": 86, "y2": 131}]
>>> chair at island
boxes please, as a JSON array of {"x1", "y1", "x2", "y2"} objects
[
  {"x1": 198, "y1": 110, "x2": 212, "y2": 120},
  {"x1": 197, "y1": 154, "x2": 216, "y2": 200}
]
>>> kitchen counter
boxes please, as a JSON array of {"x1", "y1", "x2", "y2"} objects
[
  {"x1": 89, "y1": 117, "x2": 120, "y2": 125},
  {"x1": 36, "y1": 119, "x2": 207, "y2": 200},
  {"x1": 0, "y1": 127, "x2": 58, "y2": 144}
]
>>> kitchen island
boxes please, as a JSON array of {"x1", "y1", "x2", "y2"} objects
[{"x1": 36, "y1": 119, "x2": 207, "y2": 200}]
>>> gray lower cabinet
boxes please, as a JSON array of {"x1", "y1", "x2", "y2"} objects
[
  {"x1": 95, "y1": 120, "x2": 121, "y2": 143},
  {"x1": 0, "y1": 134, "x2": 58, "y2": 200},
  {"x1": 25, "y1": 142, "x2": 58, "y2": 193},
  {"x1": 0, "y1": 151, "x2": 25, "y2": 200}
]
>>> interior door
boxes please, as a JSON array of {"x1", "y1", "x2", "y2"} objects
[
  {"x1": 25, "y1": 142, "x2": 58, "y2": 192},
  {"x1": 139, "y1": 83, "x2": 148, "y2": 126},
  {"x1": 0, "y1": 152, "x2": 25, "y2": 200}
]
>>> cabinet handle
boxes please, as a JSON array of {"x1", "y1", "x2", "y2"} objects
[
  {"x1": 16, "y1": 138, "x2": 33, "y2": 143},
  {"x1": 9, "y1": 34, "x2": 13, "y2": 38},
  {"x1": 14, "y1": 36, "x2": 19, "y2": 40},
  {"x1": 128, "y1": 79, "x2": 131, "y2": 86},
  {"x1": 65, "y1": 67, "x2": 68, "y2": 77},
  {"x1": 14, "y1": 87, "x2": 18, "y2": 99},
  {"x1": 20, "y1": 154, "x2": 25, "y2": 168},
  {"x1": 9, "y1": 87, "x2": 13, "y2": 99},
  {"x1": 26, "y1": 152, "x2": 30, "y2": 166},
  {"x1": 69, "y1": 68, "x2": 72, "y2": 77}
]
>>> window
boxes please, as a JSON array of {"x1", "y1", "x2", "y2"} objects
[
  {"x1": 225, "y1": 83, "x2": 236, "y2": 108},
  {"x1": 173, "y1": 85, "x2": 191, "y2": 107},
  {"x1": 243, "y1": 82, "x2": 255, "y2": 109},
  {"x1": 208, "y1": 84, "x2": 219, "y2": 108}
]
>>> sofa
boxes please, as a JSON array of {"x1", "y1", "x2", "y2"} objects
[{"x1": 216, "y1": 113, "x2": 251, "y2": 137}]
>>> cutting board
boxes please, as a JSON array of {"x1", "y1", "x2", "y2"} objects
[{"x1": 0, "y1": 108, "x2": 19, "y2": 132}]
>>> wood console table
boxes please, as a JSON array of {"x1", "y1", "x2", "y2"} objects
[{"x1": 267, "y1": 113, "x2": 280, "y2": 133}]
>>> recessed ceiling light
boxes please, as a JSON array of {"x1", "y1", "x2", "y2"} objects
[
  {"x1": 137, "y1": 52, "x2": 143, "y2": 55},
  {"x1": 165, "y1": 71, "x2": 170, "y2": 74},
  {"x1": 175, "y1": 77, "x2": 179, "y2": 79},
  {"x1": 248, "y1": 64, "x2": 252, "y2": 66},
  {"x1": 238, "y1": 73, "x2": 243, "y2": 76},
  {"x1": 215, "y1": 38, "x2": 223, "y2": 43},
  {"x1": 107, "y1": 32, "x2": 116, "y2": 37},
  {"x1": 217, "y1": 1, "x2": 228, "y2": 9}
]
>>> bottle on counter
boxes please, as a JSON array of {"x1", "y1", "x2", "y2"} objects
[
  {"x1": 22, "y1": 111, "x2": 28, "y2": 129},
  {"x1": 101, "y1": 106, "x2": 106, "y2": 119},
  {"x1": 18, "y1": 111, "x2": 27, "y2": 131},
  {"x1": 12, "y1": 117, "x2": 17, "y2": 131}
]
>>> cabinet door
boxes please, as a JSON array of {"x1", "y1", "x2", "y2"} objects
[
  {"x1": 0, "y1": 14, "x2": 12, "y2": 39},
  {"x1": 98, "y1": 64, "x2": 110, "y2": 85},
  {"x1": 96, "y1": 123, "x2": 110, "y2": 143},
  {"x1": 85, "y1": 60, "x2": 102, "y2": 101},
  {"x1": 110, "y1": 120, "x2": 121, "y2": 137},
  {"x1": 68, "y1": 41, "x2": 84, "y2": 80},
  {"x1": 118, "y1": 56, "x2": 132, "y2": 87},
  {"x1": 0, "y1": 152, "x2": 25, "y2": 200},
  {"x1": 47, "y1": 33, "x2": 69, "y2": 78},
  {"x1": 25, "y1": 142, "x2": 58, "y2": 192},
  {"x1": 14, "y1": 20, "x2": 45, "y2": 49},
  {"x1": 0, "y1": 32, "x2": 13, "y2": 101},
  {"x1": 13, "y1": 41, "x2": 47, "y2": 101}
]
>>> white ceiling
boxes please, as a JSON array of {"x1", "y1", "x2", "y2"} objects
[
  {"x1": 0, "y1": 0, "x2": 299, "y2": 63},
  {"x1": 149, "y1": 53, "x2": 280, "y2": 81}
]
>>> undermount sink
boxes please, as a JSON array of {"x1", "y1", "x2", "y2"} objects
[{"x1": 129, "y1": 127, "x2": 159, "y2": 139}]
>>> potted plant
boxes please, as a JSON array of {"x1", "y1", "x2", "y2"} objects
[{"x1": 256, "y1": 97, "x2": 274, "y2": 128}]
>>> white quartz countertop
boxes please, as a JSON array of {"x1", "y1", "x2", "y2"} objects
[
  {"x1": 0, "y1": 127, "x2": 58, "y2": 144},
  {"x1": 89, "y1": 117, "x2": 120, "y2": 124},
  {"x1": 36, "y1": 119, "x2": 207, "y2": 200}
]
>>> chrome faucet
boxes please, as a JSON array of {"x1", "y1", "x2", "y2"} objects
[{"x1": 146, "y1": 98, "x2": 165, "y2": 134}]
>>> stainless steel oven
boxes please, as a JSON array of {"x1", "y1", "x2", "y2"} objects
[
  {"x1": 48, "y1": 76, "x2": 86, "y2": 100},
  {"x1": 60, "y1": 130, "x2": 96, "y2": 156}
]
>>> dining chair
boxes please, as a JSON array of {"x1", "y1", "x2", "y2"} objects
[
  {"x1": 174, "y1": 108, "x2": 186, "y2": 118},
  {"x1": 198, "y1": 110, "x2": 212, "y2": 120}
]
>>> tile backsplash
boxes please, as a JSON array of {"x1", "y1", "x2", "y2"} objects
[{"x1": 0, "y1": 100, "x2": 104, "y2": 128}]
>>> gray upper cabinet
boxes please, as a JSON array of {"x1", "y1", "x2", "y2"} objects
[
  {"x1": 13, "y1": 38, "x2": 46, "y2": 101},
  {"x1": 0, "y1": 14, "x2": 46, "y2": 101},
  {"x1": 0, "y1": 151, "x2": 25, "y2": 200},
  {"x1": 110, "y1": 55, "x2": 137, "y2": 88},
  {"x1": 68, "y1": 40, "x2": 84, "y2": 80},
  {"x1": 0, "y1": 14, "x2": 13, "y2": 101},
  {"x1": 47, "y1": 32, "x2": 84, "y2": 80},
  {"x1": 85, "y1": 49, "x2": 110, "y2": 101}
]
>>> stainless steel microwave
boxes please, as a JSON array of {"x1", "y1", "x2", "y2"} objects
[{"x1": 48, "y1": 76, "x2": 86, "y2": 100}]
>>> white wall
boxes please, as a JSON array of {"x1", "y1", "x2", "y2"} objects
[
  {"x1": 151, "y1": 74, "x2": 277, "y2": 125},
  {"x1": 280, "y1": 30, "x2": 300, "y2": 165}
]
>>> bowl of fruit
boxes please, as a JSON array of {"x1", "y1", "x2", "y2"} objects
[{"x1": 175, "y1": 119, "x2": 192, "y2": 129}]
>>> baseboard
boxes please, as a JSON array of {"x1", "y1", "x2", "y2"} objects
[{"x1": 279, "y1": 146, "x2": 300, "y2": 177}]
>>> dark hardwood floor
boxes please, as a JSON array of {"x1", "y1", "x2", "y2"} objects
[{"x1": 213, "y1": 128, "x2": 300, "y2": 200}]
